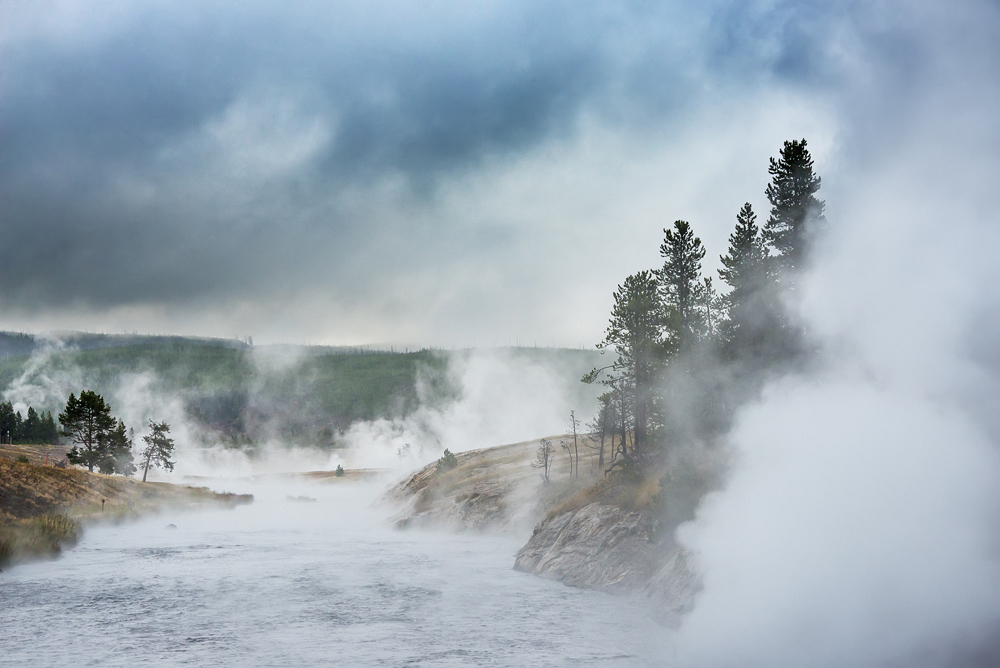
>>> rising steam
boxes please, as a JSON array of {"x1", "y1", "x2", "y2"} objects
[{"x1": 669, "y1": 42, "x2": 1000, "y2": 666}]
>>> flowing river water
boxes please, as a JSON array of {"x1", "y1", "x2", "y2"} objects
[{"x1": 1, "y1": 481, "x2": 667, "y2": 667}]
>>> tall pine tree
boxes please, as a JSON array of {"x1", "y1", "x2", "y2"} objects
[
  {"x1": 598, "y1": 270, "x2": 663, "y2": 456},
  {"x1": 658, "y1": 220, "x2": 707, "y2": 351},
  {"x1": 763, "y1": 139, "x2": 825, "y2": 274},
  {"x1": 718, "y1": 203, "x2": 772, "y2": 358},
  {"x1": 60, "y1": 391, "x2": 117, "y2": 472}
]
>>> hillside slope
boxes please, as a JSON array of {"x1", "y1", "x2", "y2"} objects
[{"x1": 0, "y1": 336, "x2": 602, "y2": 447}]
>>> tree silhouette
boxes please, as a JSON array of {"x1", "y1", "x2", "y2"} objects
[
  {"x1": 140, "y1": 420, "x2": 175, "y2": 482},
  {"x1": 60, "y1": 391, "x2": 117, "y2": 472},
  {"x1": 763, "y1": 138, "x2": 825, "y2": 274}
]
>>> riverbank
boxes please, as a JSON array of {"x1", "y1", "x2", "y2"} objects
[
  {"x1": 386, "y1": 436, "x2": 603, "y2": 533},
  {"x1": 0, "y1": 455, "x2": 252, "y2": 569},
  {"x1": 387, "y1": 438, "x2": 705, "y2": 624}
]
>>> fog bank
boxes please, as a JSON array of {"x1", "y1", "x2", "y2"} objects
[{"x1": 671, "y1": 5, "x2": 1000, "y2": 663}]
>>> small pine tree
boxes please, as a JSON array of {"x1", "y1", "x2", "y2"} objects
[
  {"x1": 335, "y1": 464, "x2": 345, "y2": 477},
  {"x1": 40, "y1": 411, "x2": 60, "y2": 444},
  {"x1": 140, "y1": 420, "x2": 175, "y2": 482},
  {"x1": 24, "y1": 407, "x2": 40, "y2": 443},
  {"x1": 436, "y1": 449, "x2": 458, "y2": 473},
  {"x1": 98, "y1": 420, "x2": 136, "y2": 477}
]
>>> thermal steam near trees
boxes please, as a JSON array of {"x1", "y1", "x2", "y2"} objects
[
  {"x1": 140, "y1": 421, "x2": 175, "y2": 482},
  {"x1": 56, "y1": 389, "x2": 174, "y2": 479},
  {"x1": 586, "y1": 139, "x2": 824, "y2": 480}
]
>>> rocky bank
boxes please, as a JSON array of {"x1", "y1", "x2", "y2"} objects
[{"x1": 389, "y1": 438, "x2": 700, "y2": 623}]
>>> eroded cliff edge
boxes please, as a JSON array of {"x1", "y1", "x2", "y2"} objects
[
  {"x1": 513, "y1": 502, "x2": 699, "y2": 624},
  {"x1": 387, "y1": 438, "x2": 702, "y2": 624}
]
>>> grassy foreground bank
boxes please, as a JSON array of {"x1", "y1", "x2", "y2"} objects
[{"x1": 0, "y1": 452, "x2": 252, "y2": 569}]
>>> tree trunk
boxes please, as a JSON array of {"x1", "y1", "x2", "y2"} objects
[
  {"x1": 573, "y1": 429, "x2": 579, "y2": 478},
  {"x1": 142, "y1": 451, "x2": 152, "y2": 482},
  {"x1": 598, "y1": 407, "x2": 607, "y2": 470},
  {"x1": 633, "y1": 361, "x2": 648, "y2": 455},
  {"x1": 619, "y1": 401, "x2": 628, "y2": 455}
]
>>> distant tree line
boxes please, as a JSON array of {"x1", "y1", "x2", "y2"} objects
[
  {"x1": 1, "y1": 387, "x2": 176, "y2": 479},
  {"x1": 586, "y1": 139, "x2": 825, "y2": 475},
  {"x1": 0, "y1": 401, "x2": 60, "y2": 444}
]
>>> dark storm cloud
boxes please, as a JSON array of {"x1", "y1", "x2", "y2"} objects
[
  {"x1": 0, "y1": 1, "x2": 618, "y2": 309},
  {"x1": 0, "y1": 0, "x2": 927, "y2": 314}
]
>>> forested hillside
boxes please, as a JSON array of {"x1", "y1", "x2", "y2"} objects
[{"x1": 0, "y1": 336, "x2": 600, "y2": 449}]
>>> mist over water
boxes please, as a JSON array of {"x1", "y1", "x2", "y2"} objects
[
  {"x1": 0, "y1": 481, "x2": 664, "y2": 667},
  {"x1": 3, "y1": 1, "x2": 1000, "y2": 666}
]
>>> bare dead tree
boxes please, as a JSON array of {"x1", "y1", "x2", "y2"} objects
[
  {"x1": 569, "y1": 410, "x2": 580, "y2": 478},
  {"x1": 585, "y1": 394, "x2": 615, "y2": 471},
  {"x1": 560, "y1": 439, "x2": 574, "y2": 478},
  {"x1": 531, "y1": 438, "x2": 555, "y2": 482}
]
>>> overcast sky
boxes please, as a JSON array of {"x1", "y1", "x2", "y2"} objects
[{"x1": 1, "y1": 0, "x2": 996, "y2": 347}]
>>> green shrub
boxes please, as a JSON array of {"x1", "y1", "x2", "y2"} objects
[
  {"x1": 16, "y1": 454, "x2": 29, "y2": 463},
  {"x1": 335, "y1": 464, "x2": 345, "y2": 477},
  {"x1": 436, "y1": 449, "x2": 458, "y2": 473}
]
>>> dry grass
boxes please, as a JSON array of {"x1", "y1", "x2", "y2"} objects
[
  {"x1": 613, "y1": 473, "x2": 662, "y2": 511},
  {"x1": 387, "y1": 436, "x2": 629, "y2": 528},
  {"x1": 543, "y1": 465, "x2": 665, "y2": 519},
  {"x1": 0, "y1": 513, "x2": 81, "y2": 569},
  {"x1": 0, "y1": 452, "x2": 252, "y2": 568},
  {"x1": 0, "y1": 443, "x2": 70, "y2": 466},
  {"x1": 544, "y1": 481, "x2": 607, "y2": 520}
]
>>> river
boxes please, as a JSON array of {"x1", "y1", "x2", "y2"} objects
[{"x1": 1, "y1": 480, "x2": 667, "y2": 667}]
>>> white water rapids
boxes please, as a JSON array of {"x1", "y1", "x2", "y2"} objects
[{"x1": 0, "y1": 481, "x2": 666, "y2": 667}]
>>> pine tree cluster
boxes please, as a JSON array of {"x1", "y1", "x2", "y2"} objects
[
  {"x1": 0, "y1": 401, "x2": 60, "y2": 444},
  {"x1": 588, "y1": 139, "x2": 825, "y2": 474}
]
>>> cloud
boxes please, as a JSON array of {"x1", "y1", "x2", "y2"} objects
[
  {"x1": 0, "y1": 0, "x2": 838, "y2": 344},
  {"x1": 0, "y1": 0, "x2": 993, "y2": 351}
]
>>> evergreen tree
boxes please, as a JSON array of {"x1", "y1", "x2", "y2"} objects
[
  {"x1": 39, "y1": 411, "x2": 60, "y2": 444},
  {"x1": 598, "y1": 270, "x2": 663, "y2": 455},
  {"x1": 24, "y1": 407, "x2": 40, "y2": 443},
  {"x1": 99, "y1": 420, "x2": 136, "y2": 476},
  {"x1": 436, "y1": 448, "x2": 458, "y2": 473},
  {"x1": 763, "y1": 139, "x2": 825, "y2": 274},
  {"x1": 0, "y1": 402, "x2": 60, "y2": 444},
  {"x1": 0, "y1": 401, "x2": 16, "y2": 444},
  {"x1": 60, "y1": 391, "x2": 117, "y2": 472},
  {"x1": 140, "y1": 420, "x2": 175, "y2": 482},
  {"x1": 697, "y1": 277, "x2": 723, "y2": 340},
  {"x1": 658, "y1": 220, "x2": 707, "y2": 350},
  {"x1": 718, "y1": 202, "x2": 774, "y2": 357}
]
